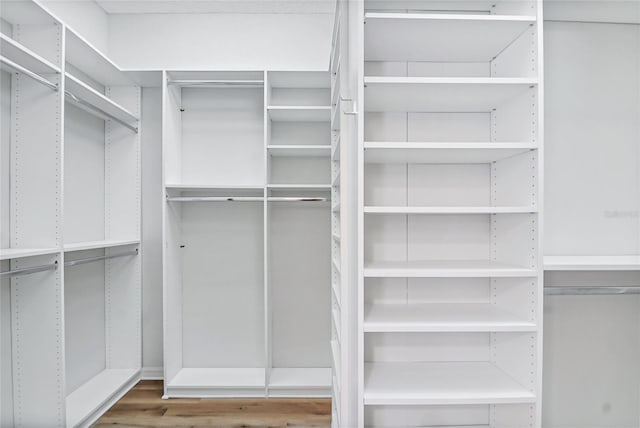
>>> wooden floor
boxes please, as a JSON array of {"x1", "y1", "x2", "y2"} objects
[{"x1": 94, "y1": 380, "x2": 332, "y2": 427}]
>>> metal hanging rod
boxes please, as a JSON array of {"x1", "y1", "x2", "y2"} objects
[
  {"x1": 65, "y1": 90, "x2": 139, "y2": 133},
  {"x1": 0, "y1": 261, "x2": 58, "y2": 279},
  {"x1": 64, "y1": 249, "x2": 138, "y2": 268},
  {"x1": 167, "y1": 196, "x2": 265, "y2": 202},
  {"x1": 545, "y1": 19, "x2": 640, "y2": 26},
  {"x1": 545, "y1": 286, "x2": 640, "y2": 296},
  {"x1": 0, "y1": 56, "x2": 58, "y2": 91},
  {"x1": 268, "y1": 197, "x2": 329, "y2": 202},
  {"x1": 167, "y1": 79, "x2": 264, "y2": 88}
]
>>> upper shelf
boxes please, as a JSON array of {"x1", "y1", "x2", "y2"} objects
[
  {"x1": 364, "y1": 13, "x2": 536, "y2": 62},
  {"x1": 364, "y1": 142, "x2": 537, "y2": 163},
  {"x1": 0, "y1": 247, "x2": 59, "y2": 261},
  {"x1": 267, "y1": 106, "x2": 331, "y2": 122},
  {"x1": 364, "y1": 361, "x2": 536, "y2": 406},
  {"x1": 364, "y1": 77, "x2": 537, "y2": 112},
  {"x1": 65, "y1": 73, "x2": 139, "y2": 126},
  {"x1": 544, "y1": 255, "x2": 640, "y2": 271},
  {"x1": 65, "y1": 28, "x2": 133, "y2": 86},
  {"x1": 364, "y1": 206, "x2": 537, "y2": 214},
  {"x1": 364, "y1": 302, "x2": 536, "y2": 333},
  {"x1": 0, "y1": 33, "x2": 61, "y2": 75},
  {"x1": 364, "y1": 260, "x2": 537, "y2": 278}
]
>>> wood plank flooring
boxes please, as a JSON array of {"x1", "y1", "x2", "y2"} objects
[{"x1": 94, "y1": 380, "x2": 332, "y2": 427}]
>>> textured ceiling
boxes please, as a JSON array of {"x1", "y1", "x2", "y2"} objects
[{"x1": 95, "y1": 0, "x2": 336, "y2": 14}]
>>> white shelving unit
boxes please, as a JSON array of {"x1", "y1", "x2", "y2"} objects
[
  {"x1": 1, "y1": 1, "x2": 142, "y2": 427},
  {"x1": 162, "y1": 70, "x2": 332, "y2": 398},
  {"x1": 357, "y1": 0, "x2": 543, "y2": 426}
]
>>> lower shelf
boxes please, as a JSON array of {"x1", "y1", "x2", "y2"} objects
[
  {"x1": 166, "y1": 368, "x2": 266, "y2": 397},
  {"x1": 364, "y1": 362, "x2": 535, "y2": 406},
  {"x1": 66, "y1": 368, "x2": 139, "y2": 428},
  {"x1": 268, "y1": 368, "x2": 332, "y2": 397},
  {"x1": 544, "y1": 255, "x2": 640, "y2": 271}
]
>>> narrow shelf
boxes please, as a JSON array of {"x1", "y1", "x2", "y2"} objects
[
  {"x1": 267, "y1": 145, "x2": 331, "y2": 157},
  {"x1": 0, "y1": 33, "x2": 61, "y2": 74},
  {"x1": 365, "y1": 13, "x2": 536, "y2": 62},
  {"x1": 0, "y1": 247, "x2": 59, "y2": 261},
  {"x1": 66, "y1": 368, "x2": 139, "y2": 428},
  {"x1": 268, "y1": 184, "x2": 332, "y2": 190},
  {"x1": 64, "y1": 239, "x2": 139, "y2": 252},
  {"x1": 267, "y1": 106, "x2": 331, "y2": 122},
  {"x1": 168, "y1": 368, "x2": 266, "y2": 389},
  {"x1": 364, "y1": 303, "x2": 536, "y2": 332},
  {"x1": 364, "y1": 77, "x2": 537, "y2": 112},
  {"x1": 364, "y1": 362, "x2": 535, "y2": 405},
  {"x1": 65, "y1": 73, "x2": 139, "y2": 124},
  {"x1": 544, "y1": 255, "x2": 640, "y2": 271},
  {"x1": 66, "y1": 27, "x2": 133, "y2": 86},
  {"x1": 364, "y1": 142, "x2": 537, "y2": 164},
  {"x1": 269, "y1": 368, "x2": 332, "y2": 389},
  {"x1": 364, "y1": 260, "x2": 537, "y2": 278},
  {"x1": 364, "y1": 206, "x2": 537, "y2": 214},
  {"x1": 166, "y1": 184, "x2": 264, "y2": 191}
]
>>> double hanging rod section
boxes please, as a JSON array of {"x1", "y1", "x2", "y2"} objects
[
  {"x1": 0, "y1": 249, "x2": 138, "y2": 279},
  {"x1": 0, "y1": 56, "x2": 138, "y2": 133}
]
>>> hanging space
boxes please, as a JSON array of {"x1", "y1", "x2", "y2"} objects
[
  {"x1": 163, "y1": 71, "x2": 267, "y2": 396},
  {"x1": 1, "y1": 2, "x2": 64, "y2": 425},
  {"x1": 62, "y1": 27, "x2": 141, "y2": 428},
  {"x1": 543, "y1": 3, "x2": 640, "y2": 425},
  {"x1": 358, "y1": 0, "x2": 543, "y2": 426},
  {"x1": 266, "y1": 71, "x2": 332, "y2": 396}
]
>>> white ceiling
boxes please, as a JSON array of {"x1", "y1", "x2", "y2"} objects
[{"x1": 95, "y1": 0, "x2": 336, "y2": 14}]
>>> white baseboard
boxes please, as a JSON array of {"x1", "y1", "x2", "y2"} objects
[{"x1": 141, "y1": 366, "x2": 164, "y2": 380}]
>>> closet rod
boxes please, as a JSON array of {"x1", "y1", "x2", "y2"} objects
[
  {"x1": 167, "y1": 196, "x2": 265, "y2": 202},
  {"x1": 64, "y1": 249, "x2": 138, "y2": 267},
  {"x1": 167, "y1": 79, "x2": 264, "y2": 88},
  {"x1": 65, "y1": 91, "x2": 139, "y2": 133},
  {"x1": 268, "y1": 197, "x2": 329, "y2": 202},
  {"x1": 0, "y1": 262, "x2": 58, "y2": 278},
  {"x1": 545, "y1": 286, "x2": 640, "y2": 296},
  {"x1": 545, "y1": 19, "x2": 640, "y2": 26},
  {"x1": 0, "y1": 56, "x2": 58, "y2": 91}
]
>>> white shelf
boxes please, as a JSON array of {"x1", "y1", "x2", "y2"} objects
[
  {"x1": 267, "y1": 145, "x2": 332, "y2": 157},
  {"x1": 365, "y1": 13, "x2": 536, "y2": 62},
  {"x1": 364, "y1": 206, "x2": 537, "y2": 214},
  {"x1": 364, "y1": 142, "x2": 537, "y2": 164},
  {"x1": 267, "y1": 106, "x2": 331, "y2": 122},
  {"x1": 65, "y1": 27, "x2": 132, "y2": 86},
  {"x1": 0, "y1": 33, "x2": 61, "y2": 74},
  {"x1": 168, "y1": 368, "x2": 266, "y2": 389},
  {"x1": 364, "y1": 77, "x2": 537, "y2": 112},
  {"x1": 0, "y1": 247, "x2": 59, "y2": 260},
  {"x1": 166, "y1": 184, "x2": 264, "y2": 191},
  {"x1": 364, "y1": 260, "x2": 536, "y2": 278},
  {"x1": 364, "y1": 303, "x2": 536, "y2": 332},
  {"x1": 364, "y1": 362, "x2": 535, "y2": 405},
  {"x1": 268, "y1": 184, "x2": 332, "y2": 190},
  {"x1": 268, "y1": 368, "x2": 332, "y2": 389},
  {"x1": 65, "y1": 73, "x2": 139, "y2": 124},
  {"x1": 544, "y1": 255, "x2": 640, "y2": 271},
  {"x1": 64, "y1": 239, "x2": 139, "y2": 252},
  {"x1": 66, "y1": 368, "x2": 139, "y2": 428}
]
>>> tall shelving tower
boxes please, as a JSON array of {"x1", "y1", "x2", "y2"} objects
[{"x1": 357, "y1": 0, "x2": 544, "y2": 426}]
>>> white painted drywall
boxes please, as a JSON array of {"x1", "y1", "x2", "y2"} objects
[
  {"x1": 108, "y1": 13, "x2": 333, "y2": 70},
  {"x1": 37, "y1": 0, "x2": 109, "y2": 53}
]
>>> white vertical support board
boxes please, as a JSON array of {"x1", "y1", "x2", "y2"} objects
[
  {"x1": 263, "y1": 70, "x2": 270, "y2": 393},
  {"x1": 161, "y1": 70, "x2": 183, "y2": 389}
]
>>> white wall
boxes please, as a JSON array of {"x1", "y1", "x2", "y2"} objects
[
  {"x1": 108, "y1": 13, "x2": 333, "y2": 70},
  {"x1": 37, "y1": 0, "x2": 109, "y2": 52}
]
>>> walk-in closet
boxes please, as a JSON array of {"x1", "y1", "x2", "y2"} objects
[{"x1": 1, "y1": 0, "x2": 639, "y2": 427}]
